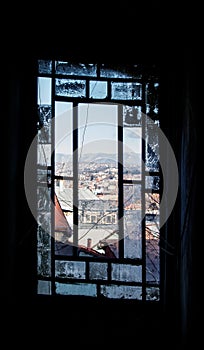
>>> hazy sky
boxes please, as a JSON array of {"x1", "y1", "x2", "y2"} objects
[{"x1": 55, "y1": 103, "x2": 141, "y2": 155}]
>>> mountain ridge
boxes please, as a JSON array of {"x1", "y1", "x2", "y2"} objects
[{"x1": 56, "y1": 152, "x2": 141, "y2": 165}]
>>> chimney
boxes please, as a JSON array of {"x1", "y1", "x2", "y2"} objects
[{"x1": 87, "y1": 238, "x2": 92, "y2": 248}]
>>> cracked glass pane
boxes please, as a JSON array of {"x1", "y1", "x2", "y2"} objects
[
  {"x1": 37, "y1": 226, "x2": 51, "y2": 277},
  {"x1": 37, "y1": 143, "x2": 51, "y2": 166},
  {"x1": 37, "y1": 105, "x2": 52, "y2": 144},
  {"x1": 124, "y1": 185, "x2": 142, "y2": 259},
  {"x1": 37, "y1": 185, "x2": 51, "y2": 277},
  {"x1": 146, "y1": 118, "x2": 160, "y2": 172},
  {"x1": 55, "y1": 62, "x2": 97, "y2": 76},
  {"x1": 89, "y1": 262, "x2": 108, "y2": 280},
  {"x1": 146, "y1": 287, "x2": 160, "y2": 301},
  {"x1": 123, "y1": 105, "x2": 142, "y2": 127},
  {"x1": 55, "y1": 282, "x2": 97, "y2": 296},
  {"x1": 38, "y1": 60, "x2": 52, "y2": 74},
  {"x1": 111, "y1": 263, "x2": 142, "y2": 282},
  {"x1": 38, "y1": 280, "x2": 51, "y2": 295},
  {"x1": 100, "y1": 64, "x2": 142, "y2": 79},
  {"x1": 37, "y1": 75, "x2": 52, "y2": 278},
  {"x1": 56, "y1": 79, "x2": 86, "y2": 97},
  {"x1": 146, "y1": 82, "x2": 159, "y2": 120},
  {"x1": 146, "y1": 193, "x2": 160, "y2": 284},
  {"x1": 111, "y1": 82, "x2": 142, "y2": 100},
  {"x1": 100, "y1": 285, "x2": 142, "y2": 299},
  {"x1": 89, "y1": 81, "x2": 107, "y2": 99},
  {"x1": 145, "y1": 176, "x2": 160, "y2": 190},
  {"x1": 55, "y1": 261, "x2": 85, "y2": 279}
]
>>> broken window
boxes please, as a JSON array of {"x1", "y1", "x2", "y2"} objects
[{"x1": 36, "y1": 61, "x2": 160, "y2": 301}]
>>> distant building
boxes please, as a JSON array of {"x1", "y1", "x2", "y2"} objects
[{"x1": 54, "y1": 186, "x2": 118, "y2": 256}]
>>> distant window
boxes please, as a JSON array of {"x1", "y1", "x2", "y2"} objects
[{"x1": 36, "y1": 61, "x2": 160, "y2": 300}]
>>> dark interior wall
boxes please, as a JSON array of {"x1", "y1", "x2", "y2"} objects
[
  {"x1": 159, "y1": 60, "x2": 198, "y2": 346},
  {"x1": 5, "y1": 61, "x2": 37, "y2": 301},
  {"x1": 178, "y1": 62, "x2": 198, "y2": 345},
  {"x1": 3, "y1": 3, "x2": 198, "y2": 347}
]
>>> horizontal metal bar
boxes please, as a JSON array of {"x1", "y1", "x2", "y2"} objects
[
  {"x1": 123, "y1": 179, "x2": 142, "y2": 185},
  {"x1": 145, "y1": 171, "x2": 160, "y2": 176},
  {"x1": 145, "y1": 189, "x2": 160, "y2": 194},
  {"x1": 54, "y1": 255, "x2": 142, "y2": 265},
  {"x1": 54, "y1": 175, "x2": 73, "y2": 181},
  {"x1": 54, "y1": 277, "x2": 143, "y2": 287},
  {"x1": 39, "y1": 72, "x2": 143, "y2": 83},
  {"x1": 37, "y1": 164, "x2": 52, "y2": 170},
  {"x1": 55, "y1": 95, "x2": 143, "y2": 105}
]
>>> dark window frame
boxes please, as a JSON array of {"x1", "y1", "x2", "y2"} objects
[{"x1": 36, "y1": 61, "x2": 161, "y2": 302}]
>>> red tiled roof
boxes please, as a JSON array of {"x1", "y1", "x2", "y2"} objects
[{"x1": 55, "y1": 193, "x2": 72, "y2": 237}]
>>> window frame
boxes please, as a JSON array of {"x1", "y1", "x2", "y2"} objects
[{"x1": 36, "y1": 61, "x2": 161, "y2": 302}]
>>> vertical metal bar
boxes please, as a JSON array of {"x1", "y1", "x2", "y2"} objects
[
  {"x1": 157, "y1": 76, "x2": 162, "y2": 299},
  {"x1": 85, "y1": 260, "x2": 89, "y2": 280},
  {"x1": 118, "y1": 103, "x2": 124, "y2": 259},
  {"x1": 96, "y1": 283, "x2": 100, "y2": 298},
  {"x1": 86, "y1": 78, "x2": 89, "y2": 99},
  {"x1": 96, "y1": 63, "x2": 100, "y2": 78},
  {"x1": 141, "y1": 79, "x2": 146, "y2": 301},
  {"x1": 73, "y1": 102, "x2": 78, "y2": 256},
  {"x1": 107, "y1": 80, "x2": 111, "y2": 100},
  {"x1": 34, "y1": 60, "x2": 38, "y2": 295},
  {"x1": 51, "y1": 60, "x2": 56, "y2": 294},
  {"x1": 107, "y1": 261, "x2": 112, "y2": 282}
]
